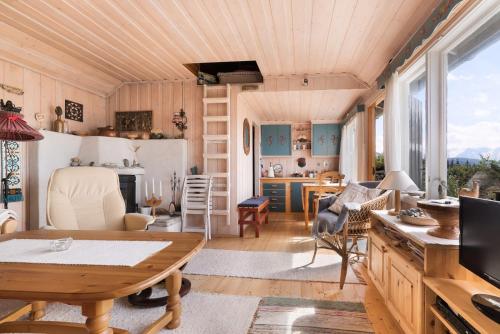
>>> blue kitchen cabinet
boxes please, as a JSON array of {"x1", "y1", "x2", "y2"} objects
[
  {"x1": 261, "y1": 124, "x2": 291, "y2": 156},
  {"x1": 290, "y1": 182, "x2": 314, "y2": 213},
  {"x1": 312, "y1": 123, "x2": 341, "y2": 157}
]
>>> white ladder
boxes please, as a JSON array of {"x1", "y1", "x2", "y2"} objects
[{"x1": 203, "y1": 84, "x2": 231, "y2": 227}]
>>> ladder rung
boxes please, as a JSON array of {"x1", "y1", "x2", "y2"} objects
[
  {"x1": 203, "y1": 97, "x2": 228, "y2": 104},
  {"x1": 203, "y1": 116, "x2": 229, "y2": 122},
  {"x1": 211, "y1": 209, "x2": 229, "y2": 216},
  {"x1": 203, "y1": 135, "x2": 229, "y2": 142},
  {"x1": 208, "y1": 172, "x2": 228, "y2": 178},
  {"x1": 212, "y1": 191, "x2": 228, "y2": 197},
  {"x1": 204, "y1": 153, "x2": 228, "y2": 159}
]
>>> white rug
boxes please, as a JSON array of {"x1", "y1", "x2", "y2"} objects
[
  {"x1": 0, "y1": 291, "x2": 260, "y2": 334},
  {"x1": 184, "y1": 249, "x2": 363, "y2": 284}
]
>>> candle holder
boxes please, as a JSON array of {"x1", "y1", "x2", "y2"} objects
[{"x1": 145, "y1": 194, "x2": 162, "y2": 217}]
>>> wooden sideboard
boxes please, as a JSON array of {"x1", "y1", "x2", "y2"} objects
[{"x1": 368, "y1": 211, "x2": 499, "y2": 334}]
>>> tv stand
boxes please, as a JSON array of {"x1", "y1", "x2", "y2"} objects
[
  {"x1": 471, "y1": 294, "x2": 500, "y2": 324},
  {"x1": 424, "y1": 278, "x2": 500, "y2": 333}
]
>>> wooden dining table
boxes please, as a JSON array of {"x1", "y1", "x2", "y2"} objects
[
  {"x1": 0, "y1": 230, "x2": 205, "y2": 334},
  {"x1": 301, "y1": 182, "x2": 345, "y2": 230}
]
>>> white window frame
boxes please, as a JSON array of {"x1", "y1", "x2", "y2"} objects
[{"x1": 425, "y1": 0, "x2": 500, "y2": 199}]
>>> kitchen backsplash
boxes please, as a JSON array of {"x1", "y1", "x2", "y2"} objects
[{"x1": 261, "y1": 152, "x2": 339, "y2": 177}]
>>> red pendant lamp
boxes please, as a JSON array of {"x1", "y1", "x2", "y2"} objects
[{"x1": 0, "y1": 100, "x2": 44, "y2": 141}]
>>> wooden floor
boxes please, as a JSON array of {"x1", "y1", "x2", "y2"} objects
[{"x1": 186, "y1": 213, "x2": 403, "y2": 334}]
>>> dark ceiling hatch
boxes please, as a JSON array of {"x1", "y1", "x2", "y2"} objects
[{"x1": 184, "y1": 61, "x2": 263, "y2": 85}]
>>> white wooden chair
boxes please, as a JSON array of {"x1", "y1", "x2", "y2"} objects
[{"x1": 181, "y1": 175, "x2": 213, "y2": 240}]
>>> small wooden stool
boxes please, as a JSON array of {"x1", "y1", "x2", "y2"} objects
[{"x1": 238, "y1": 196, "x2": 270, "y2": 238}]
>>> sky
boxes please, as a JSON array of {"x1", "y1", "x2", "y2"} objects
[
  {"x1": 375, "y1": 37, "x2": 500, "y2": 159},
  {"x1": 447, "y1": 39, "x2": 500, "y2": 158}
]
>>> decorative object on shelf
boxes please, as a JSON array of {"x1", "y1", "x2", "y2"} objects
[
  {"x1": 0, "y1": 100, "x2": 44, "y2": 208},
  {"x1": 459, "y1": 180, "x2": 480, "y2": 198},
  {"x1": 64, "y1": 99, "x2": 83, "y2": 122},
  {"x1": 116, "y1": 110, "x2": 153, "y2": 133},
  {"x1": 297, "y1": 157, "x2": 306, "y2": 168},
  {"x1": 190, "y1": 166, "x2": 198, "y2": 175},
  {"x1": 399, "y1": 208, "x2": 438, "y2": 226},
  {"x1": 97, "y1": 126, "x2": 117, "y2": 137},
  {"x1": 123, "y1": 159, "x2": 130, "y2": 167},
  {"x1": 70, "y1": 157, "x2": 81, "y2": 167},
  {"x1": 377, "y1": 170, "x2": 418, "y2": 216},
  {"x1": 267, "y1": 162, "x2": 275, "y2": 178},
  {"x1": 150, "y1": 130, "x2": 164, "y2": 139},
  {"x1": 170, "y1": 171, "x2": 181, "y2": 212},
  {"x1": 243, "y1": 118, "x2": 250, "y2": 155},
  {"x1": 126, "y1": 131, "x2": 139, "y2": 140},
  {"x1": 130, "y1": 144, "x2": 141, "y2": 167},
  {"x1": 52, "y1": 106, "x2": 64, "y2": 133},
  {"x1": 0, "y1": 84, "x2": 23, "y2": 95},
  {"x1": 140, "y1": 131, "x2": 150, "y2": 140},
  {"x1": 144, "y1": 178, "x2": 162, "y2": 217},
  {"x1": 417, "y1": 199, "x2": 460, "y2": 239},
  {"x1": 273, "y1": 164, "x2": 283, "y2": 177}
]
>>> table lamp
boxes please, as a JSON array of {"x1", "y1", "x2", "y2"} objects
[
  {"x1": 377, "y1": 170, "x2": 418, "y2": 216},
  {"x1": 0, "y1": 99, "x2": 44, "y2": 208}
]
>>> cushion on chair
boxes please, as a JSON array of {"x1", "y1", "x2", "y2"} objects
[
  {"x1": 328, "y1": 182, "x2": 381, "y2": 214},
  {"x1": 238, "y1": 196, "x2": 269, "y2": 208},
  {"x1": 316, "y1": 210, "x2": 340, "y2": 234}
]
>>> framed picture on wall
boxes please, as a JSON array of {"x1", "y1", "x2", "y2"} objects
[{"x1": 65, "y1": 100, "x2": 83, "y2": 122}]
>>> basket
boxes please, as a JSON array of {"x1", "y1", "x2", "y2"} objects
[{"x1": 400, "y1": 214, "x2": 438, "y2": 226}]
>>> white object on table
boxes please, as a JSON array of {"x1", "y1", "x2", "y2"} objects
[{"x1": 0, "y1": 239, "x2": 171, "y2": 267}]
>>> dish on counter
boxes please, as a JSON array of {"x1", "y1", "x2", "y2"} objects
[{"x1": 399, "y1": 208, "x2": 438, "y2": 226}]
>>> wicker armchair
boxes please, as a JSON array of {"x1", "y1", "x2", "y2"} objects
[{"x1": 311, "y1": 182, "x2": 390, "y2": 289}]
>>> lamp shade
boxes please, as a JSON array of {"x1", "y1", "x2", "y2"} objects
[
  {"x1": 377, "y1": 170, "x2": 418, "y2": 192},
  {"x1": 0, "y1": 110, "x2": 44, "y2": 142}
]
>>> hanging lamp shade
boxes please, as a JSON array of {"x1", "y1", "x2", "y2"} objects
[{"x1": 0, "y1": 100, "x2": 43, "y2": 141}]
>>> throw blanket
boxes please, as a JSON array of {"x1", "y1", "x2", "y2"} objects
[{"x1": 0, "y1": 209, "x2": 17, "y2": 228}]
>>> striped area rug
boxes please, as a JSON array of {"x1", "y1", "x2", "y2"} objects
[{"x1": 248, "y1": 297, "x2": 374, "y2": 333}]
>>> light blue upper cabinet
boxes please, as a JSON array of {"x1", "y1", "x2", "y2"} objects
[
  {"x1": 312, "y1": 123, "x2": 341, "y2": 157},
  {"x1": 261, "y1": 124, "x2": 291, "y2": 156}
]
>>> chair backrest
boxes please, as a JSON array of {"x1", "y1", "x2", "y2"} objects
[
  {"x1": 181, "y1": 175, "x2": 212, "y2": 213},
  {"x1": 47, "y1": 167, "x2": 126, "y2": 230},
  {"x1": 319, "y1": 171, "x2": 345, "y2": 186}
]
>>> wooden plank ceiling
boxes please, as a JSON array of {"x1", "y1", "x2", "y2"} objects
[
  {"x1": 0, "y1": 0, "x2": 439, "y2": 83},
  {"x1": 240, "y1": 89, "x2": 365, "y2": 122}
]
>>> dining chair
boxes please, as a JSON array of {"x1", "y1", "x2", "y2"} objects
[{"x1": 181, "y1": 175, "x2": 213, "y2": 240}]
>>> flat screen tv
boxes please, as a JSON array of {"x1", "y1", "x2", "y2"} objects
[{"x1": 459, "y1": 196, "x2": 500, "y2": 323}]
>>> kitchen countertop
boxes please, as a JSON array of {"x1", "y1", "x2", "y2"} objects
[{"x1": 260, "y1": 176, "x2": 319, "y2": 181}]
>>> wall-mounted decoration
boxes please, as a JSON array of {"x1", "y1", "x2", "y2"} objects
[
  {"x1": 0, "y1": 84, "x2": 23, "y2": 95},
  {"x1": 65, "y1": 99, "x2": 83, "y2": 122},
  {"x1": 1, "y1": 141, "x2": 23, "y2": 203},
  {"x1": 172, "y1": 109, "x2": 187, "y2": 139},
  {"x1": 243, "y1": 118, "x2": 250, "y2": 155},
  {"x1": 312, "y1": 123, "x2": 341, "y2": 157},
  {"x1": 115, "y1": 111, "x2": 153, "y2": 133}
]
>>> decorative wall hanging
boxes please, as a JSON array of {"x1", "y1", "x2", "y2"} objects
[
  {"x1": 243, "y1": 118, "x2": 250, "y2": 155},
  {"x1": 65, "y1": 99, "x2": 83, "y2": 122},
  {"x1": 0, "y1": 84, "x2": 23, "y2": 95},
  {"x1": 115, "y1": 111, "x2": 153, "y2": 132},
  {"x1": 172, "y1": 82, "x2": 187, "y2": 139},
  {"x1": 1, "y1": 141, "x2": 22, "y2": 203}
]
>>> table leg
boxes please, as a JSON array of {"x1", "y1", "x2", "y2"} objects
[
  {"x1": 304, "y1": 187, "x2": 310, "y2": 230},
  {"x1": 82, "y1": 300, "x2": 114, "y2": 334},
  {"x1": 29, "y1": 301, "x2": 46, "y2": 320},
  {"x1": 166, "y1": 269, "x2": 182, "y2": 329}
]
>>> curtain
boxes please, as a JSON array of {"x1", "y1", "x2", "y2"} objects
[
  {"x1": 356, "y1": 112, "x2": 367, "y2": 181},
  {"x1": 340, "y1": 119, "x2": 358, "y2": 182},
  {"x1": 383, "y1": 72, "x2": 402, "y2": 172}
]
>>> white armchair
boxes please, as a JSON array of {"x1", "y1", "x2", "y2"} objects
[{"x1": 47, "y1": 167, "x2": 154, "y2": 231}]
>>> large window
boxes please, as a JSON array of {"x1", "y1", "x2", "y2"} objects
[
  {"x1": 375, "y1": 103, "x2": 385, "y2": 181},
  {"x1": 446, "y1": 12, "x2": 500, "y2": 199}
]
